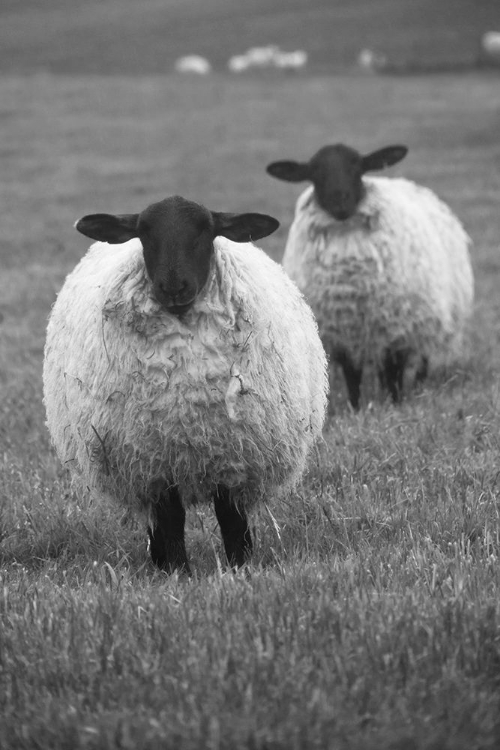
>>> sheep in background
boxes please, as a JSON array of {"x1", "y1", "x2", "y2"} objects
[
  {"x1": 243, "y1": 45, "x2": 280, "y2": 67},
  {"x1": 174, "y1": 55, "x2": 212, "y2": 75},
  {"x1": 357, "y1": 48, "x2": 388, "y2": 73},
  {"x1": 43, "y1": 196, "x2": 328, "y2": 574},
  {"x1": 228, "y1": 54, "x2": 251, "y2": 73},
  {"x1": 228, "y1": 46, "x2": 307, "y2": 73},
  {"x1": 267, "y1": 144, "x2": 474, "y2": 409},
  {"x1": 481, "y1": 32, "x2": 500, "y2": 64},
  {"x1": 273, "y1": 50, "x2": 308, "y2": 71}
]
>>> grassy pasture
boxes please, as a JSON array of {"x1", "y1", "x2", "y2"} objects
[{"x1": 1, "y1": 69, "x2": 500, "y2": 748}]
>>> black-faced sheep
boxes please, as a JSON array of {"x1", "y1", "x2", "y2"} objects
[
  {"x1": 43, "y1": 196, "x2": 328, "y2": 573},
  {"x1": 267, "y1": 143, "x2": 474, "y2": 409}
]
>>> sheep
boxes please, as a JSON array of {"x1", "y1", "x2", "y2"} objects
[
  {"x1": 481, "y1": 32, "x2": 500, "y2": 63},
  {"x1": 227, "y1": 47, "x2": 280, "y2": 74},
  {"x1": 228, "y1": 54, "x2": 251, "y2": 73},
  {"x1": 174, "y1": 55, "x2": 212, "y2": 75},
  {"x1": 273, "y1": 50, "x2": 308, "y2": 71},
  {"x1": 227, "y1": 47, "x2": 307, "y2": 73},
  {"x1": 356, "y1": 48, "x2": 388, "y2": 73},
  {"x1": 243, "y1": 45, "x2": 280, "y2": 67},
  {"x1": 43, "y1": 195, "x2": 328, "y2": 574},
  {"x1": 266, "y1": 143, "x2": 474, "y2": 409}
]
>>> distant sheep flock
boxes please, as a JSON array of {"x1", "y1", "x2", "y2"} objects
[
  {"x1": 173, "y1": 31, "x2": 500, "y2": 76},
  {"x1": 175, "y1": 46, "x2": 308, "y2": 75}
]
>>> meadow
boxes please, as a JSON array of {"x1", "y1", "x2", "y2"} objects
[{"x1": 1, "y1": 2, "x2": 500, "y2": 746}]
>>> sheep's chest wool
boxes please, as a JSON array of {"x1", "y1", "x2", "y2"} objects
[
  {"x1": 283, "y1": 178, "x2": 474, "y2": 371},
  {"x1": 43, "y1": 237, "x2": 327, "y2": 511}
]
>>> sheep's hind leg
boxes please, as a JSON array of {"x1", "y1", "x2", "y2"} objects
[
  {"x1": 416, "y1": 355, "x2": 429, "y2": 384},
  {"x1": 336, "y1": 351, "x2": 362, "y2": 409},
  {"x1": 213, "y1": 485, "x2": 252, "y2": 568},
  {"x1": 380, "y1": 347, "x2": 410, "y2": 403},
  {"x1": 148, "y1": 485, "x2": 191, "y2": 575}
]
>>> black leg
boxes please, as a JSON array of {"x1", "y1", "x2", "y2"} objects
[
  {"x1": 213, "y1": 485, "x2": 252, "y2": 568},
  {"x1": 147, "y1": 485, "x2": 191, "y2": 575},
  {"x1": 416, "y1": 355, "x2": 429, "y2": 384},
  {"x1": 336, "y1": 350, "x2": 362, "y2": 409},
  {"x1": 380, "y1": 348, "x2": 410, "y2": 403}
]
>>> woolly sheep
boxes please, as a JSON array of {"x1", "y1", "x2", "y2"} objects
[
  {"x1": 43, "y1": 195, "x2": 328, "y2": 574},
  {"x1": 357, "y1": 48, "x2": 387, "y2": 73},
  {"x1": 174, "y1": 55, "x2": 212, "y2": 75},
  {"x1": 266, "y1": 143, "x2": 474, "y2": 409},
  {"x1": 481, "y1": 32, "x2": 500, "y2": 61},
  {"x1": 273, "y1": 50, "x2": 308, "y2": 71},
  {"x1": 244, "y1": 45, "x2": 280, "y2": 67},
  {"x1": 228, "y1": 54, "x2": 250, "y2": 73},
  {"x1": 227, "y1": 47, "x2": 280, "y2": 74},
  {"x1": 227, "y1": 47, "x2": 307, "y2": 73}
]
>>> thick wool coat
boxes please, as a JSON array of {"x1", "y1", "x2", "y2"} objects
[
  {"x1": 282, "y1": 177, "x2": 474, "y2": 378},
  {"x1": 43, "y1": 237, "x2": 328, "y2": 512}
]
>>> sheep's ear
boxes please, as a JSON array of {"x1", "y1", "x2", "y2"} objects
[
  {"x1": 266, "y1": 160, "x2": 311, "y2": 183},
  {"x1": 212, "y1": 212, "x2": 280, "y2": 242},
  {"x1": 361, "y1": 146, "x2": 408, "y2": 173},
  {"x1": 74, "y1": 213, "x2": 139, "y2": 244}
]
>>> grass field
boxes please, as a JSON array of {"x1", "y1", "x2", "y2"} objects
[{"x1": 2, "y1": 2, "x2": 500, "y2": 748}]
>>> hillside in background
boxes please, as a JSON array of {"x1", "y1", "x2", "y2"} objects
[{"x1": 1, "y1": 0, "x2": 498, "y2": 75}]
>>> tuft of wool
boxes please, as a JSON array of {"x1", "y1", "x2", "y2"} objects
[
  {"x1": 282, "y1": 177, "x2": 474, "y2": 376},
  {"x1": 43, "y1": 237, "x2": 328, "y2": 514}
]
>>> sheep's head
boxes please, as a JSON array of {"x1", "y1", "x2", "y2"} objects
[
  {"x1": 75, "y1": 196, "x2": 279, "y2": 316},
  {"x1": 266, "y1": 143, "x2": 408, "y2": 221}
]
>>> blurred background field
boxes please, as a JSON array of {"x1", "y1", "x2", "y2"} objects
[
  {"x1": 1, "y1": 1, "x2": 500, "y2": 749},
  {"x1": 1, "y1": 0, "x2": 499, "y2": 74}
]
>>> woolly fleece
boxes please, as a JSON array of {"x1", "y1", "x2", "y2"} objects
[
  {"x1": 43, "y1": 237, "x2": 328, "y2": 513},
  {"x1": 282, "y1": 176, "x2": 474, "y2": 376}
]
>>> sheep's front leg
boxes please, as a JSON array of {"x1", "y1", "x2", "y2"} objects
[
  {"x1": 213, "y1": 485, "x2": 252, "y2": 568},
  {"x1": 148, "y1": 485, "x2": 191, "y2": 575}
]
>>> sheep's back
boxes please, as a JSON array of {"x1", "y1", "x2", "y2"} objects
[
  {"x1": 43, "y1": 238, "x2": 327, "y2": 510},
  {"x1": 282, "y1": 178, "x2": 473, "y2": 369}
]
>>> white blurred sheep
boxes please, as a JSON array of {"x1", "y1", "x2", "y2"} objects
[
  {"x1": 228, "y1": 55, "x2": 251, "y2": 73},
  {"x1": 481, "y1": 32, "x2": 500, "y2": 61},
  {"x1": 357, "y1": 48, "x2": 387, "y2": 73},
  {"x1": 273, "y1": 50, "x2": 308, "y2": 70},
  {"x1": 174, "y1": 55, "x2": 212, "y2": 75},
  {"x1": 228, "y1": 46, "x2": 307, "y2": 73}
]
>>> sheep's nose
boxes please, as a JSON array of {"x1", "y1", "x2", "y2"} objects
[
  {"x1": 334, "y1": 209, "x2": 351, "y2": 221},
  {"x1": 158, "y1": 278, "x2": 188, "y2": 296},
  {"x1": 154, "y1": 279, "x2": 196, "y2": 315}
]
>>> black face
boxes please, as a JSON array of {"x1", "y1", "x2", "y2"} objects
[
  {"x1": 266, "y1": 143, "x2": 408, "y2": 223},
  {"x1": 137, "y1": 198, "x2": 214, "y2": 315},
  {"x1": 309, "y1": 145, "x2": 365, "y2": 221},
  {"x1": 74, "y1": 196, "x2": 280, "y2": 318}
]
